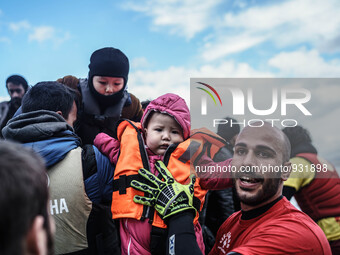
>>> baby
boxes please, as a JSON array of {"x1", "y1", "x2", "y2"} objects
[{"x1": 94, "y1": 93, "x2": 205, "y2": 255}]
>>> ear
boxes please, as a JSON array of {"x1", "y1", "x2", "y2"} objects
[
  {"x1": 26, "y1": 216, "x2": 47, "y2": 255},
  {"x1": 56, "y1": 110, "x2": 63, "y2": 117},
  {"x1": 281, "y1": 161, "x2": 292, "y2": 181}
]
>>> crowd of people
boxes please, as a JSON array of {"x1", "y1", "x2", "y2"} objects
[{"x1": 0, "y1": 46, "x2": 339, "y2": 255}]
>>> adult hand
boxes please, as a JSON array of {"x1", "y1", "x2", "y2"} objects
[{"x1": 131, "y1": 161, "x2": 196, "y2": 220}]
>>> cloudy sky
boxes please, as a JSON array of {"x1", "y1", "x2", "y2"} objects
[{"x1": 1, "y1": 0, "x2": 340, "y2": 165}]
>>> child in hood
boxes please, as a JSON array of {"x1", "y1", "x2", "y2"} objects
[{"x1": 94, "y1": 93, "x2": 205, "y2": 255}]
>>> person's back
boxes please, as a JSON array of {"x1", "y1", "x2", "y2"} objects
[
  {"x1": 58, "y1": 47, "x2": 143, "y2": 144},
  {"x1": 2, "y1": 82, "x2": 118, "y2": 255},
  {"x1": 282, "y1": 125, "x2": 340, "y2": 254}
]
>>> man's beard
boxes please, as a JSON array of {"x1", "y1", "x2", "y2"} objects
[{"x1": 234, "y1": 176, "x2": 281, "y2": 206}]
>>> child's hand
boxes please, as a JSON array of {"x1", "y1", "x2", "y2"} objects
[{"x1": 131, "y1": 161, "x2": 196, "y2": 220}]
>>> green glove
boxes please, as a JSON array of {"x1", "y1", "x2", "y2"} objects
[{"x1": 131, "y1": 161, "x2": 196, "y2": 220}]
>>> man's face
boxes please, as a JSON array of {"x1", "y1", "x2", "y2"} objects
[
  {"x1": 231, "y1": 124, "x2": 288, "y2": 210},
  {"x1": 7, "y1": 82, "x2": 26, "y2": 99}
]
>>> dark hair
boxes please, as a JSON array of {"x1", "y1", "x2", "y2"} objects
[
  {"x1": 282, "y1": 125, "x2": 312, "y2": 150},
  {"x1": 217, "y1": 117, "x2": 240, "y2": 142},
  {"x1": 0, "y1": 140, "x2": 51, "y2": 255},
  {"x1": 22, "y1": 81, "x2": 76, "y2": 119},
  {"x1": 6, "y1": 75, "x2": 29, "y2": 92},
  {"x1": 282, "y1": 132, "x2": 291, "y2": 163},
  {"x1": 141, "y1": 99, "x2": 152, "y2": 110}
]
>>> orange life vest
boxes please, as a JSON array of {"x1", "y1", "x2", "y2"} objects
[
  {"x1": 111, "y1": 120, "x2": 208, "y2": 228},
  {"x1": 190, "y1": 127, "x2": 228, "y2": 164}
]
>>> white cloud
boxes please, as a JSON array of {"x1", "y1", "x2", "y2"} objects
[
  {"x1": 0, "y1": 96, "x2": 9, "y2": 102},
  {"x1": 53, "y1": 31, "x2": 71, "y2": 47},
  {"x1": 3, "y1": 18, "x2": 69, "y2": 45},
  {"x1": 233, "y1": 0, "x2": 247, "y2": 9},
  {"x1": 28, "y1": 26, "x2": 55, "y2": 42},
  {"x1": 5, "y1": 19, "x2": 69, "y2": 45},
  {"x1": 9, "y1": 20, "x2": 31, "y2": 32},
  {"x1": 268, "y1": 48, "x2": 340, "y2": 77},
  {"x1": 131, "y1": 57, "x2": 150, "y2": 69},
  {"x1": 129, "y1": 61, "x2": 273, "y2": 104},
  {"x1": 313, "y1": 84, "x2": 340, "y2": 104},
  {"x1": 220, "y1": 0, "x2": 340, "y2": 53},
  {"x1": 202, "y1": 33, "x2": 266, "y2": 61},
  {"x1": 0, "y1": 37, "x2": 11, "y2": 43},
  {"x1": 125, "y1": 0, "x2": 340, "y2": 57},
  {"x1": 123, "y1": 0, "x2": 223, "y2": 39}
]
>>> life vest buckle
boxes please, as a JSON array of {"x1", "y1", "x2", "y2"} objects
[{"x1": 118, "y1": 175, "x2": 127, "y2": 195}]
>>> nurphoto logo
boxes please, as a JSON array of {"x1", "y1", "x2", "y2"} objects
[
  {"x1": 196, "y1": 82, "x2": 223, "y2": 115},
  {"x1": 194, "y1": 79, "x2": 312, "y2": 128}
]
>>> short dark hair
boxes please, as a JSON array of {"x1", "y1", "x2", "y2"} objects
[
  {"x1": 217, "y1": 117, "x2": 240, "y2": 142},
  {"x1": 282, "y1": 125, "x2": 312, "y2": 151},
  {"x1": 141, "y1": 99, "x2": 151, "y2": 110},
  {"x1": 6, "y1": 75, "x2": 29, "y2": 92},
  {"x1": 0, "y1": 140, "x2": 51, "y2": 255},
  {"x1": 22, "y1": 81, "x2": 77, "y2": 119}
]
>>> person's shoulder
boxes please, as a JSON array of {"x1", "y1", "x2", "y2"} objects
[
  {"x1": 127, "y1": 93, "x2": 142, "y2": 109},
  {"x1": 290, "y1": 156, "x2": 312, "y2": 165},
  {"x1": 128, "y1": 92, "x2": 140, "y2": 102},
  {"x1": 122, "y1": 93, "x2": 143, "y2": 121},
  {"x1": 244, "y1": 200, "x2": 330, "y2": 254},
  {"x1": 0, "y1": 100, "x2": 9, "y2": 106},
  {"x1": 0, "y1": 101, "x2": 9, "y2": 114},
  {"x1": 263, "y1": 198, "x2": 329, "y2": 241}
]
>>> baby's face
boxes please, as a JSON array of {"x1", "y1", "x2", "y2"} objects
[{"x1": 144, "y1": 112, "x2": 184, "y2": 155}]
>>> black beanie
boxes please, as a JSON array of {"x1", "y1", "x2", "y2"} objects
[
  {"x1": 217, "y1": 117, "x2": 240, "y2": 142},
  {"x1": 87, "y1": 47, "x2": 130, "y2": 110},
  {"x1": 88, "y1": 47, "x2": 129, "y2": 84}
]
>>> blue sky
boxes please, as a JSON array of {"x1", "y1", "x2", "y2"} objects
[
  {"x1": 1, "y1": 0, "x2": 340, "y2": 165},
  {"x1": 1, "y1": 0, "x2": 340, "y2": 102}
]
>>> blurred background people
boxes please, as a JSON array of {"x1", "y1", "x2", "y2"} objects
[
  {"x1": 282, "y1": 125, "x2": 340, "y2": 254},
  {"x1": 0, "y1": 74, "x2": 28, "y2": 137}
]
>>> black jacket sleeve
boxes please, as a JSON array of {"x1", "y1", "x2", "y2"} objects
[{"x1": 166, "y1": 211, "x2": 203, "y2": 255}]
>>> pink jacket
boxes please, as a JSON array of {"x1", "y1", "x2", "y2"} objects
[
  {"x1": 141, "y1": 93, "x2": 190, "y2": 140},
  {"x1": 198, "y1": 156, "x2": 233, "y2": 189}
]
